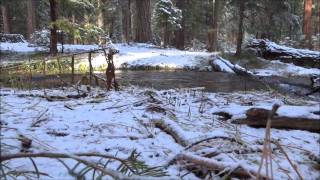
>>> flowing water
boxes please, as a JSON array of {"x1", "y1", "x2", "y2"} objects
[{"x1": 4, "y1": 70, "x2": 314, "y2": 98}]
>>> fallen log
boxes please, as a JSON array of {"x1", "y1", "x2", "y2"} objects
[
  {"x1": 233, "y1": 108, "x2": 320, "y2": 133},
  {"x1": 246, "y1": 39, "x2": 320, "y2": 68},
  {"x1": 209, "y1": 55, "x2": 253, "y2": 76}
]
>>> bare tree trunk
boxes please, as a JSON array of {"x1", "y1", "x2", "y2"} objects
[
  {"x1": 134, "y1": 0, "x2": 152, "y2": 42},
  {"x1": 207, "y1": 0, "x2": 220, "y2": 52},
  {"x1": 97, "y1": 0, "x2": 104, "y2": 29},
  {"x1": 121, "y1": 0, "x2": 132, "y2": 43},
  {"x1": 1, "y1": 2, "x2": 10, "y2": 33},
  {"x1": 71, "y1": 13, "x2": 77, "y2": 44},
  {"x1": 318, "y1": 2, "x2": 320, "y2": 35},
  {"x1": 163, "y1": 22, "x2": 170, "y2": 47},
  {"x1": 317, "y1": 2, "x2": 320, "y2": 50},
  {"x1": 235, "y1": 0, "x2": 245, "y2": 57},
  {"x1": 303, "y1": 0, "x2": 313, "y2": 48},
  {"x1": 109, "y1": 19, "x2": 114, "y2": 39},
  {"x1": 26, "y1": 0, "x2": 36, "y2": 39},
  {"x1": 174, "y1": 0, "x2": 185, "y2": 50},
  {"x1": 49, "y1": 0, "x2": 58, "y2": 55},
  {"x1": 212, "y1": 0, "x2": 220, "y2": 51}
]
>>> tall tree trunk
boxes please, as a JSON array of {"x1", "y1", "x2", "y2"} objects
[
  {"x1": 163, "y1": 22, "x2": 170, "y2": 47},
  {"x1": 49, "y1": 0, "x2": 58, "y2": 55},
  {"x1": 72, "y1": 13, "x2": 77, "y2": 44},
  {"x1": 121, "y1": 0, "x2": 132, "y2": 43},
  {"x1": 97, "y1": 0, "x2": 104, "y2": 29},
  {"x1": 267, "y1": 14, "x2": 274, "y2": 40},
  {"x1": 235, "y1": 0, "x2": 245, "y2": 57},
  {"x1": 303, "y1": 0, "x2": 313, "y2": 47},
  {"x1": 207, "y1": 0, "x2": 220, "y2": 52},
  {"x1": 1, "y1": 2, "x2": 10, "y2": 33},
  {"x1": 109, "y1": 19, "x2": 114, "y2": 40},
  {"x1": 134, "y1": 0, "x2": 152, "y2": 42},
  {"x1": 318, "y1": 1, "x2": 320, "y2": 35},
  {"x1": 174, "y1": 0, "x2": 185, "y2": 50},
  {"x1": 26, "y1": 0, "x2": 36, "y2": 39}
]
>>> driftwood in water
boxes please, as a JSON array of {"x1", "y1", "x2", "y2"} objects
[
  {"x1": 233, "y1": 108, "x2": 320, "y2": 133},
  {"x1": 246, "y1": 39, "x2": 320, "y2": 68},
  {"x1": 209, "y1": 55, "x2": 252, "y2": 76}
]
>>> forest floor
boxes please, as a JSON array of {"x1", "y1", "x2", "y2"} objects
[
  {"x1": 1, "y1": 42, "x2": 319, "y2": 179},
  {"x1": 1, "y1": 86, "x2": 319, "y2": 179}
]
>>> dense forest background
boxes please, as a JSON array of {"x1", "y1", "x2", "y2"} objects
[{"x1": 1, "y1": 0, "x2": 319, "y2": 53}]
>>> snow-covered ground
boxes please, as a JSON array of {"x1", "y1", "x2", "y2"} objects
[
  {"x1": 1, "y1": 86, "x2": 319, "y2": 179},
  {"x1": 1, "y1": 42, "x2": 318, "y2": 77},
  {"x1": 0, "y1": 42, "x2": 98, "y2": 53},
  {"x1": 1, "y1": 42, "x2": 213, "y2": 70},
  {"x1": 76, "y1": 43, "x2": 213, "y2": 70},
  {"x1": 0, "y1": 42, "x2": 47, "y2": 53}
]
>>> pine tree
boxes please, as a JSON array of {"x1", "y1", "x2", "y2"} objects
[{"x1": 154, "y1": 0, "x2": 181, "y2": 47}]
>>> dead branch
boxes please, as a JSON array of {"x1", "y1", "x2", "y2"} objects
[
  {"x1": 103, "y1": 135, "x2": 153, "y2": 140},
  {"x1": 56, "y1": 75, "x2": 85, "y2": 94},
  {"x1": 185, "y1": 136, "x2": 239, "y2": 150},
  {"x1": 6, "y1": 170, "x2": 51, "y2": 177},
  {"x1": 64, "y1": 104, "x2": 74, "y2": 110},
  {"x1": 17, "y1": 93, "x2": 87, "y2": 102},
  {"x1": 31, "y1": 109, "x2": 49, "y2": 127},
  {"x1": 273, "y1": 141, "x2": 304, "y2": 180},
  {"x1": 257, "y1": 104, "x2": 279, "y2": 179},
  {"x1": 175, "y1": 152, "x2": 266, "y2": 179},
  {"x1": 153, "y1": 119, "x2": 189, "y2": 147},
  {"x1": 202, "y1": 147, "x2": 263, "y2": 158},
  {"x1": 93, "y1": 74, "x2": 107, "y2": 82},
  {"x1": 146, "y1": 104, "x2": 166, "y2": 114},
  {"x1": 101, "y1": 99, "x2": 147, "y2": 110}
]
